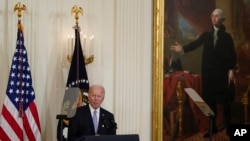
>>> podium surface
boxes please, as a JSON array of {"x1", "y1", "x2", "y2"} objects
[{"x1": 77, "y1": 134, "x2": 139, "y2": 141}]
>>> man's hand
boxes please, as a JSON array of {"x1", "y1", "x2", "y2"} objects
[
  {"x1": 228, "y1": 70, "x2": 235, "y2": 84},
  {"x1": 170, "y1": 42, "x2": 183, "y2": 53}
]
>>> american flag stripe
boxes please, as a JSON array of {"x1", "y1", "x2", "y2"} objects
[
  {"x1": 0, "y1": 125, "x2": 11, "y2": 140},
  {"x1": 1, "y1": 105, "x2": 22, "y2": 140},
  {"x1": 27, "y1": 102, "x2": 41, "y2": 131},
  {"x1": 0, "y1": 83, "x2": 41, "y2": 141},
  {"x1": 23, "y1": 114, "x2": 36, "y2": 141},
  {"x1": 23, "y1": 105, "x2": 41, "y2": 140}
]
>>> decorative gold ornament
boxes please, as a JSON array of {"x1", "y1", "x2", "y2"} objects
[
  {"x1": 71, "y1": 5, "x2": 83, "y2": 26},
  {"x1": 176, "y1": 77, "x2": 185, "y2": 138},
  {"x1": 14, "y1": 2, "x2": 26, "y2": 20}
]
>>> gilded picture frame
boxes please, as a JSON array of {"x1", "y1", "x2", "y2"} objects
[
  {"x1": 152, "y1": 0, "x2": 250, "y2": 141},
  {"x1": 152, "y1": 0, "x2": 164, "y2": 141}
]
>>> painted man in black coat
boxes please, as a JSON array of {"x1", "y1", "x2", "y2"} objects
[
  {"x1": 170, "y1": 8, "x2": 236, "y2": 138},
  {"x1": 68, "y1": 85, "x2": 117, "y2": 141}
]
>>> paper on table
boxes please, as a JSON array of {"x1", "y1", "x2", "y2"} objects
[
  {"x1": 185, "y1": 88, "x2": 204, "y2": 102},
  {"x1": 185, "y1": 88, "x2": 214, "y2": 117}
]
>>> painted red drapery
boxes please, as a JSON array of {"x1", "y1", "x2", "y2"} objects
[{"x1": 163, "y1": 71, "x2": 208, "y2": 136}]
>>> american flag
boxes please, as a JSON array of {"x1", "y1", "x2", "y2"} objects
[{"x1": 0, "y1": 21, "x2": 42, "y2": 141}]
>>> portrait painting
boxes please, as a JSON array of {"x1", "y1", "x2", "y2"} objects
[{"x1": 153, "y1": 0, "x2": 250, "y2": 141}]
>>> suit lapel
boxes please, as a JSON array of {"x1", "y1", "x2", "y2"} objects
[{"x1": 98, "y1": 108, "x2": 107, "y2": 134}]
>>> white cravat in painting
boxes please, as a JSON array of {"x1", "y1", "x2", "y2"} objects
[{"x1": 213, "y1": 27, "x2": 219, "y2": 47}]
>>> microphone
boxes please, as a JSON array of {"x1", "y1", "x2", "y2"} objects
[
  {"x1": 101, "y1": 117, "x2": 117, "y2": 131},
  {"x1": 110, "y1": 119, "x2": 117, "y2": 130}
]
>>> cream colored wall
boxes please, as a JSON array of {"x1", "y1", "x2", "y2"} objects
[{"x1": 0, "y1": 0, "x2": 152, "y2": 141}]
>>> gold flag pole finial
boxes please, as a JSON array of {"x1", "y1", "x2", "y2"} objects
[
  {"x1": 71, "y1": 5, "x2": 83, "y2": 27},
  {"x1": 14, "y1": 2, "x2": 26, "y2": 20}
]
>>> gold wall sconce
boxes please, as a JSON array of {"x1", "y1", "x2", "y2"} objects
[
  {"x1": 66, "y1": 34, "x2": 95, "y2": 65},
  {"x1": 67, "y1": 5, "x2": 94, "y2": 65}
]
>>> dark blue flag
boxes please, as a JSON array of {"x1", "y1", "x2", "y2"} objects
[
  {"x1": 66, "y1": 28, "x2": 89, "y2": 90},
  {"x1": 57, "y1": 27, "x2": 89, "y2": 141}
]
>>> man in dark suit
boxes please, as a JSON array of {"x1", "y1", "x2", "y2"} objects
[
  {"x1": 68, "y1": 84, "x2": 117, "y2": 141},
  {"x1": 170, "y1": 8, "x2": 236, "y2": 138}
]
